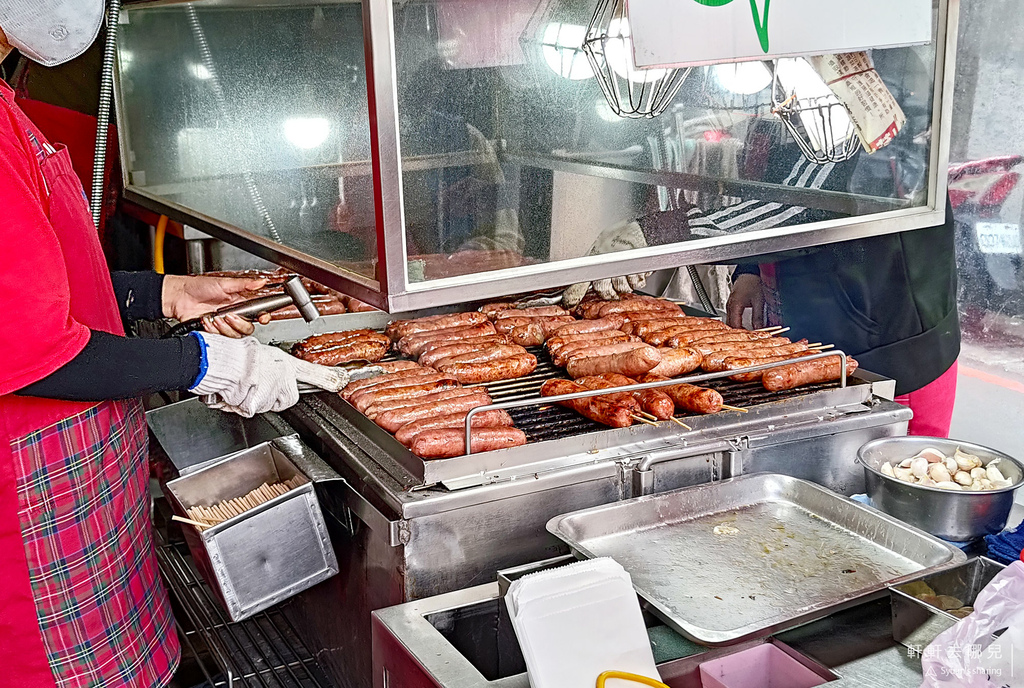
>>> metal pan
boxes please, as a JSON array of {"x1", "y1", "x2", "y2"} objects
[{"x1": 547, "y1": 473, "x2": 965, "y2": 646}]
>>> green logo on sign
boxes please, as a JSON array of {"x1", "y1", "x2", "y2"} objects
[{"x1": 692, "y1": 0, "x2": 771, "y2": 53}]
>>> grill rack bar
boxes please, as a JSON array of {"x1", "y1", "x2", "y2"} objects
[
  {"x1": 156, "y1": 532, "x2": 330, "y2": 688},
  {"x1": 463, "y1": 351, "x2": 849, "y2": 453}
]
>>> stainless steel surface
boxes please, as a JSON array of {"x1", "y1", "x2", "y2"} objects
[
  {"x1": 164, "y1": 437, "x2": 339, "y2": 621},
  {"x1": 147, "y1": 397, "x2": 287, "y2": 474},
  {"x1": 547, "y1": 473, "x2": 965, "y2": 646},
  {"x1": 890, "y1": 557, "x2": 1005, "y2": 651},
  {"x1": 859, "y1": 436, "x2": 1024, "y2": 541},
  {"x1": 156, "y1": 531, "x2": 331, "y2": 687},
  {"x1": 284, "y1": 276, "x2": 320, "y2": 322},
  {"x1": 371, "y1": 578, "x2": 930, "y2": 687},
  {"x1": 114, "y1": 1, "x2": 957, "y2": 313},
  {"x1": 462, "y1": 351, "x2": 850, "y2": 453}
]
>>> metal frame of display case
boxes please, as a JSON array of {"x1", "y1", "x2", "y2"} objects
[{"x1": 116, "y1": 0, "x2": 960, "y2": 312}]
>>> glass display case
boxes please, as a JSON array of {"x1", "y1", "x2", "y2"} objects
[{"x1": 116, "y1": 0, "x2": 959, "y2": 311}]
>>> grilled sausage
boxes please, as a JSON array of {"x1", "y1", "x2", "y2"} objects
[
  {"x1": 292, "y1": 329, "x2": 385, "y2": 355},
  {"x1": 342, "y1": 295, "x2": 378, "y2": 313},
  {"x1": 409, "y1": 427, "x2": 528, "y2": 458},
  {"x1": 347, "y1": 370, "x2": 451, "y2": 404},
  {"x1": 597, "y1": 298, "x2": 681, "y2": 319},
  {"x1": 494, "y1": 306, "x2": 569, "y2": 320},
  {"x1": 341, "y1": 366, "x2": 431, "y2": 399},
  {"x1": 687, "y1": 330, "x2": 777, "y2": 345},
  {"x1": 398, "y1": 322, "x2": 498, "y2": 357},
  {"x1": 509, "y1": 317, "x2": 578, "y2": 346},
  {"x1": 479, "y1": 302, "x2": 516, "y2": 320},
  {"x1": 352, "y1": 378, "x2": 460, "y2": 413},
  {"x1": 660, "y1": 327, "x2": 766, "y2": 347},
  {"x1": 540, "y1": 379, "x2": 634, "y2": 428},
  {"x1": 394, "y1": 410, "x2": 515, "y2": 446},
  {"x1": 762, "y1": 357, "x2": 859, "y2": 391},
  {"x1": 418, "y1": 336, "x2": 509, "y2": 367},
  {"x1": 566, "y1": 346, "x2": 662, "y2": 379},
  {"x1": 701, "y1": 342, "x2": 812, "y2": 371},
  {"x1": 551, "y1": 316, "x2": 626, "y2": 337},
  {"x1": 595, "y1": 373, "x2": 676, "y2": 421},
  {"x1": 433, "y1": 344, "x2": 529, "y2": 368},
  {"x1": 561, "y1": 341, "x2": 650, "y2": 363},
  {"x1": 693, "y1": 338, "x2": 794, "y2": 357},
  {"x1": 649, "y1": 325, "x2": 730, "y2": 346},
  {"x1": 723, "y1": 352, "x2": 820, "y2": 382},
  {"x1": 495, "y1": 315, "x2": 574, "y2": 335},
  {"x1": 550, "y1": 336, "x2": 636, "y2": 366},
  {"x1": 573, "y1": 376, "x2": 642, "y2": 412},
  {"x1": 547, "y1": 330, "x2": 630, "y2": 354},
  {"x1": 299, "y1": 340, "x2": 390, "y2": 365},
  {"x1": 375, "y1": 391, "x2": 493, "y2": 433},
  {"x1": 438, "y1": 353, "x2": 538, "y2": 384},
  {"x1": 638, "y1": 373, "x2": 723, "y2": 414},
  {"x1": 386, "y1": 312, "x2": 489, "y2": 341},
  {"x1": 364, "y1": 387, "x2": 483, "y2": 420},
  {"x1": 647, "y1": 347, "x2": 703, "y2": 377},
  {"x1": 377, "y1": 361, "x2": 424, "y2": 373},
  {"x1": 627, "y1": 318, "x2": 725, "y2": 339}
]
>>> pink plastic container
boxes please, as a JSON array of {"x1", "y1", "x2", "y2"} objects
[{"x1": 699, "y1": 643, "x2": 832, "y2": 688}]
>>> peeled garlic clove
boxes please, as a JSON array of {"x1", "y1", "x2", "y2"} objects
[
  {"x1": 969, "y1": 481, "x2": 985, "y2": 491},
  {"x1": 955, "y1": 448, "x2": 982, "y2": 471},
  {"x1": 928, "y1": 463, "x2": 952, "y2": 484},
  {"x1": 987, "y1": 464, "x2": 1006, "y2": 484},
  {"x1": 935, "y1": 481, "x2": 963, "y2": 491},
  {"x1": 954, "y1": 471, "x2": 973, "y2": 486},
  {"x1": 980, "y1": 478, "x2": 994, "y2": 490},
  {"x1": 918, "y1": 476, "x2": 937, "y2": 487},
  {"x1": 970, "y1": 467, "x2": 987, "y2": 480},
  {"x1": 919, "y1": 448, "x2": 947, "y2": 464},
  {"x1": 911, "y1": 457, "x2": 930, "y2": 478},
  {"x1": 944, "y1": 457, "x2": 959, "y2": 474},
  {"x1": 881, "y1": 462, "x2": 896, "y2": 478},
  {"x1": 894, "y1": 467, "x2": 916, "y2": 483},
  {"x1": 899, "y1": 458, "x2": 914, "y2": 469}
]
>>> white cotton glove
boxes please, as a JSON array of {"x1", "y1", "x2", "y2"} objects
[
  {"x1": 189, "y1": 332, "x2": 300, "y2": 418},
  {"x1": 562, "y1": 220, "x2": 652, "y2": 308}
]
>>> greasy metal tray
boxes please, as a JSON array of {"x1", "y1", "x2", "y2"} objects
[{"x1": 547, "y1": 473, "x2": 965, "y2": 646}]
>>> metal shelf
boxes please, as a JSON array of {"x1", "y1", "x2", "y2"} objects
[{"x1": 157, "y1": 534, "x2": 332, "y2": 688}]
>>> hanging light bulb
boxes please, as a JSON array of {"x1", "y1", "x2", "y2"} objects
[
  {"x1": 583, "y1": 0, "x2": 691, "y2": 119},
  {"x1": 541, "y1": 22, "x2": 594, "y2": 80},
  {"x1": 714, "y1": 61, "x2": 771, "y2": 95}
]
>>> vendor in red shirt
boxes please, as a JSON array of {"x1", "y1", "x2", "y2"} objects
[{"x1": 0, "y1": 3, "x2": 329, "y2": 686}]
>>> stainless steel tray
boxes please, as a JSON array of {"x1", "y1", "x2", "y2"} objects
[{"x1": 547, "y1": 473, "x2": 965, "y2": 646}]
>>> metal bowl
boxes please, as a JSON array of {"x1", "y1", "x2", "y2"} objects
[{"x1": 858, "y1": 437, "x2": 1023, "y2": 542}]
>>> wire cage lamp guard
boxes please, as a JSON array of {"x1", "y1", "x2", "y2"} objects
[
  {"x1": 583, "y1": 0, "x2": 692, "y2": 119},
  {"x1": 769, "y1": 62, "x2": 860, "y2": 165}
]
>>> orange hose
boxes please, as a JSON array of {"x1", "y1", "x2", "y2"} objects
[
  {"x1": 596, "y1": 671, "x2": 671, "y2": 688},
  {"x1": 154, "y1": 215, "x2": 168, "y2": 274}
]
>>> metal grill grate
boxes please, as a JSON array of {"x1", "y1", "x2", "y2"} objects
[{"x1": 157, "y1": 532, "x2": 332, "y2": 688}]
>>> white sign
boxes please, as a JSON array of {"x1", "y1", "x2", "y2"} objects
[
  {"x1": 627, "y1": 0, "x2": 933, "y2": 69},
  {"x1": 976, "y1": 223, "x2": 1023, "y2": 255}
]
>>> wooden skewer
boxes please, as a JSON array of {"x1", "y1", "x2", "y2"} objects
[
  {"x1": 670, "y1": 417, "x2": 692, "y2": 430},
  {"x1": 173, "y1": 515, "x2": 212, "y2": 530},
  {"x1": 807, "y1": 343, "x2": 824, "y2": 348},
  {"x1": 721, "y1": 404, "x2": 748, "y2": 413},
  {"x1": 768, "y1": 327, "x2": 791, "y2": 336},
  {"x1": 810, "y1": 344, "x2": 836, "y2": 351},
  {"x1": 638, "y1": 411, "x2": 659, "y2": 421},
  {"x1": 756, "y1": 326, "x2": 787, "y2": 333},
  {"x1": 631, "y1": 414, "x2": 660, "y2": 426}
]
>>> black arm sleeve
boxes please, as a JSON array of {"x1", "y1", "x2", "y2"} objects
[
  {"x1": 110, "y1": 271, "x2": 166, "y2": 321},
  {"x1": 16, "y1": 330, "x2": 202, "y2": 401}
]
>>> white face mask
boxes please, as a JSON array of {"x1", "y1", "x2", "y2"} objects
[{"x1": 0, "y1": 0, "x2": 105, "y2": 67}]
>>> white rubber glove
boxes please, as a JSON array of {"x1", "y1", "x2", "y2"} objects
[
  {"x1": 563, "y1": 220, "x2": 652, "y2": 307},
  {"x1": 189, "y1": 332, "x2": 300, "y2": 418}
]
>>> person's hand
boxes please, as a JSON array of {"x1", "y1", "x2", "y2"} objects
[
  {"x1": 162, "y1": 274, "x2": 273, "y2": 338},
  {"x1": 726, "y1": 273, "x2": 766, "y2": 329},
  {"x1": 188, "y1": 333, "x2": 300, "y2": 417},
  {"x1": 562, "y1": 220, "x2": 651, "y2": 308}
]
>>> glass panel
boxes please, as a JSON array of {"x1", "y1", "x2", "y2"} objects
[
  {"x1": 394, "y1": 0, "x2": 940, "y2": 284},
  {"x1": 948, "y1": 0, "x2": 1024, "y2": 458},
  {"x1": 118, "y1": 2, "x2": 377, "y2": 282}
]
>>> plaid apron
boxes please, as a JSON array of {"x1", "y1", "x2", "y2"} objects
[
  {"x1": 8, "y1": 400, "x2": 177, "y2": 688},
  {"x1": 0, "y1": 79, "x2": 178, "y2": 688}
]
